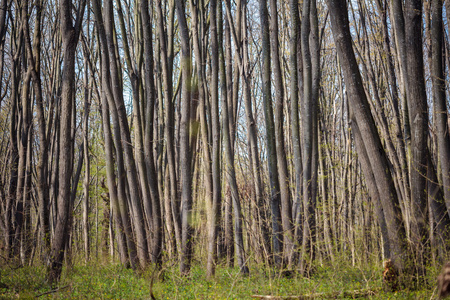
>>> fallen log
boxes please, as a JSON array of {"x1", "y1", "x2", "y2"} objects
[{"x1": 252, "y1": 288, "x2": 379, "y2": 299}]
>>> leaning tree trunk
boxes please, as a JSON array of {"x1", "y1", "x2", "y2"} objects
[{"x1": 326, "y1": 0, "x2": 407, "y2": 272}]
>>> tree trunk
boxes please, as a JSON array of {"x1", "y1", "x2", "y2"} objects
[
  {"x1": 48, "y1": 0, "x2": 85, "y2": 283},
  {"x1": 205, "y1": 0, "x2": 221, "y2": 278},
  {"x1": 290, "y1": 0, "x2": 304, "y2": 253},
  {"x1": 327, "y1": 0, "x2": 407, "y2": 271},
  {"x1": 155, "y1": 0, "x2": 180, "y2": 257},
  {"x1": 269, "y1": 0, "x2": 294, "y2": 267},
  {"x1": 175, "y1": 0, "x2": 194, "y2": 275},
  {"x1": 104, "y1": 0, "x2": 149, "y2": 269},
  {"x1": 405, "y1": 0, "x2": 429, "y2": 282},
  {"x1": 141, "y1": 0, "x2": 163, "y2": 267},
  {"x1": 432, "y1": 0, "x2": 450, "y2": 217},
  {"x1": 92, "y1": 0, "x2": 136, "y2": 267},
  {"x1": 218, "y1": 2, "x2": 248, "y2": 274},
  {"x1": 259, "y1": 0, "x2": 283, "y2": 267}
]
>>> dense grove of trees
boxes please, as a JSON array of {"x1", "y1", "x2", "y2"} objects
[{"x1": 1, "y1": 0, "x2": 450, "y2": 286}]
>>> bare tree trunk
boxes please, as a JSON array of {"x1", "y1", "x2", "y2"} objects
[
  {"x1": 377, "y1": 0, "x2": 410, "y2": 223},
  {"x1": 218, "y1": 2, "x2": 248, "y2": 274},
  {"x1": 156, "y1": 0, "x2": 181, "y2": 255},
  {"x1": 327, "y1": 0, "x2": 407, "y2": 272},
  {"x1": 48, "y1": 0, "x2": 85, "y2": 283},
  {"x1": 82, "y1": 35, "x2": 91, "y2": 263},
  {"x1": 104, "y1": 0, "x2": 149, "y2": 269},
  {"x1": 391, "y1": 0, "x2": 411, "y2": 147},
  {"x1": 300, "y1": 0, "x2": 319, "y2": 274},
  {"x1": 431, "y1": 0, "x2": 450, "y2": 216},
  {"x1": 92, "y1": 0, "x2": 136, "y2": 268},
  {"x1": 22, "y1": 0, "x2": 51, "y2": 262},
  {"x1": 269, "y1": 0, "x2": 294, "y2": 267},
  {"x1": 404, "y1": 0, "x2": 429, "y2": 283},
  {"x1": 175, "y1": 0, "x2": 194, "y2": 275},
  {"x1": 82, "y1": 81, "x2": 90, "y2": 263},
  {"x1": 141, "y1": 0, "x2": 163, "y2": 267},
  {"x1": 290, "y1": 0, "x2": 303, "y2": 254},
  {"x1": 259, "y1": 0, "x2": 283, "y2": 267},
  {"x1": 241, "y1": 0, "x2": 269, "y2": 264},
  {"x1": 203, "y1": 0, "x2": 221, "y2": 278}
]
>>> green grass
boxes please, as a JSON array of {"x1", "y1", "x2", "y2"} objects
[{"x1": 0, "y1": 261, "x2": 437, "y2": 299}]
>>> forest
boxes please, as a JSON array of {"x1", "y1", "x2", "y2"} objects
[{"x1": 1, "y1": 0, "x2": 450, "y2": 297}]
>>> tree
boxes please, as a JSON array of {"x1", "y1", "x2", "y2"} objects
[
  {"x1": 269, "y1": 0, "x2": 294, "y2": 267},
  {"x1": 175, "y1": 0, "x2": 194, "y2": 275},
  {"x1": 431, "y1": 0, "x2": 450, "y2": 217},
  {"x1": 404, "y1": 0, "x2": 429, "y2": 281},
  {"x1": 259, "y1": 0, "x2": 283, "y2": 267},
  {"x1": 48, "y1": 0, "x2": 86, "y2": 283},
  {"x1": 204, "y1": 0, "x2": 221, "y2": 278},
  {"x1": 326, "y1": 0, "x2": 407, "y2": 271}
]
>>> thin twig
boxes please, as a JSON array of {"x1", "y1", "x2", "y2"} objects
[{"x1": 36, "y1": 285, "x2": 69, "y2": 298}]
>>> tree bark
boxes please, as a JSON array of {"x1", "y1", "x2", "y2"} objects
[
  {"x1": 405, "y1": 0, "x2": 429, "y2": 281},
  {"x1": 259, "y1": 0, "x2": 283, "y2": 267},
  {"x1": 205, "y1": 0, "x2": 221, "y2": 278},
  {"x1": 175, "y1": 0, "x2": 194, "y2": 275},
  {"x1": 155, "y1": 0, "x2": 180, "y2": 255},
  {"x1": 431, "y1": 0, "x2": 450, "y2": 217},
  {"x1": 48, "y1": 0, "x2": 85, "y2": 283},
  {"x1": 269, "y1": 0, "x2": 294, "y2": 267},
  {"x1": 141, "y1": 0, "x2": 163, "y2": 267}
]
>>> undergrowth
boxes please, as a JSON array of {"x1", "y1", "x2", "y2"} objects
[{"x1": 0, "y1": 260, "x2": 438, "y2": 299}]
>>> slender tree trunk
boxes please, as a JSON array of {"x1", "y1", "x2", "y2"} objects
[
  {"x1": 431, "y1": 0, "x2": 450, "y2": 216},
  {"x1": 22, "y1": 0, "x2": 51, "y2": 262},
  {"x1": 104, "y1": 0, "x2": 149, "y2": 269},
  {"x1": 92, "y1": 0, "x2": 136, "y2": 267},
  {"x1": 290, "y1": 0, "x2": 303, "y2": 252},
  {"x1": 48, "y1": 0, "x2": 85, "y2": 283},
  {"x1": 259, "y1": 0, "x2": 283, "y2": 267},
  {"x1": 82, "y1": 69, "x2": 90, "y2": 263},
  {"x1": 218, "y1": 2, "x2": 248, "y2": 274},
  {"x1": 300, "y1": 0, "x2": 319, "y2": 274},
  {"x1": 269, "y1": 0, "x2": 294, "y2": 267},
  {"x1": 175, "y1": 0, "x2": 194, "y2": 275},
  {"x1": 204, "y1": 0, "x2": 221, "y2": 278},
  {"x1": 405, "y1": 0, "x2": 429, "y2": 282},
  {"x1": 141, "y1": 0, "x2": 163, "y2": 267},
  {"x1": 156, "y1": 0, "x2": 181, "y2": 255}
]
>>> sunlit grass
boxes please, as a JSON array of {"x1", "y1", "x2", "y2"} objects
[{"x1": 0, "y1": 260, "x2": 437, "y2": 299}]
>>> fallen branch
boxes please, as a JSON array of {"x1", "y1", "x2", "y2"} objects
[
  {"x1": 36, "y1": 285, "x2": 70, "y2": 298},
  {"x1": 252, "y1": 288, "x2": 379, "y2": 299}
]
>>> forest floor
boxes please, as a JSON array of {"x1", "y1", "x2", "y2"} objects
[{"x1": 0, "y1": 259, "x2": 438, "y2": 299}]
